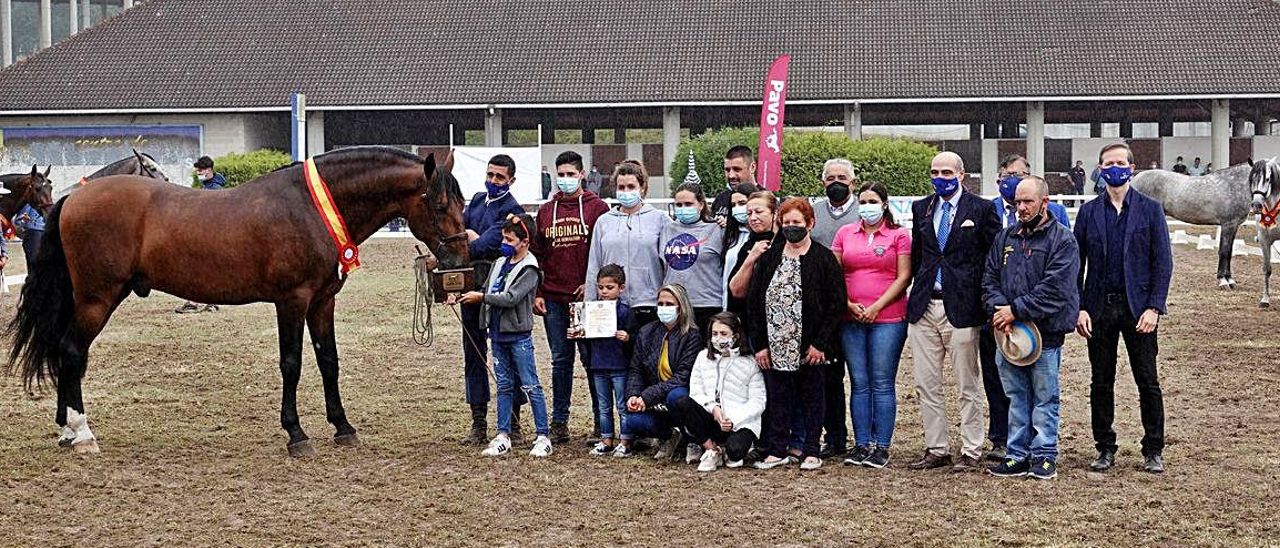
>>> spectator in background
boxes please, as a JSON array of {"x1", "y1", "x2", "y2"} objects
[
  {"x1": 176, "y1": 156, "x2": 227, "y2": 313},
  {"x1": 1172, "y1": 156, "x2": 1188, "y2": 174},
  {"x1": 14, "y1": 203, "x2": 45, "y2": 266},
  {"x1": 586, "y1": 165, "x2": 604, "y2": 196},
  {"x1": 541, "y1": 165, "x2": 553, "y2": 199},
  {"x1": 1188, "y1": 157, "x2": 1205, "y2": 176},
  {"x1": 1068, "y1": 160, "x2": 1087, "y2": 195},
  {"x1": 1205, "y1": 163, "x2": 1214, "y2": 174}
]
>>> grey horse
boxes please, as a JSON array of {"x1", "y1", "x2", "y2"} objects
[
  {"x1": 1131, "y1": 163, "x2": 1253, "y2": 288},
  {"x1": 1249, "y1": 158, "x2": 1280, "y2": 307}
]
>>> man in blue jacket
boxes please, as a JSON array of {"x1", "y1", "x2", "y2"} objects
[
  {"x1": 979, "y1": 154, "x2": 1070, "y2": 462},
  {"x1": 982, "y1": 175, "x2": 1080, "y2": 480},
  {"x1": 459, "y1": 154, "x2": 527, "y2": 445},
  {"x1": 1074, "y1": 143, "x2": 1173, "y2": 474}
]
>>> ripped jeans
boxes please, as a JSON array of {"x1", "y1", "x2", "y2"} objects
[{"x1": 493, "y1": 336, "x2": 550, "y2": 437}]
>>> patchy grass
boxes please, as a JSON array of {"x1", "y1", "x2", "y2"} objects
[{"x1": 1, "y1": 240, "x2": 1278, "y2": 547}]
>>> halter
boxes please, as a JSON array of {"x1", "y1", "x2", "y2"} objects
[{"x1": 1255, "y1": 189, "x2": 1280, "y2": 229}]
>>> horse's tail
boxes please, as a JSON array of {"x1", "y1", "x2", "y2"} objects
[{"x1": 7, "y1": 196, "x2": 75, "y2": 391}]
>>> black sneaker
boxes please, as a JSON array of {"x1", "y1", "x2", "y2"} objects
[
  {"x1": 843, "y1": 445, "x2": 871, "y2": 466},
  {"x1": 1030, "y1": 458, "x2": 1058, "y2": 480},
  {"x1": 864, "y1": 447, "x2": 890, "y2": 469},
  {"x1": 550, "y1": 422, "x2": 570, "y2": 444},
  {"x1": 988, "y1": 458, "x2": 1030, "y2": 478}
]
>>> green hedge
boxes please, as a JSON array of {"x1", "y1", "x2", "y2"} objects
[
  {"x1": 669, "y1": 128, "x2": 937, "y2": 198},
  {"x1": 191, "y1": 149, "x2": 293, "y2": 188}
]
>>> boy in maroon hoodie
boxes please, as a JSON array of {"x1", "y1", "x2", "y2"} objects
[{"x1": 531, "y1": 150, "x2": 611, "y2": 443}]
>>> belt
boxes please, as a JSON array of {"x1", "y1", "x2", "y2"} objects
[
  {"x1": 1105, "y1": 292, "x2": 1127, "y2": 305},
  {"x1": 931, "y1": 290, "x2": 945, "y2": 301}
]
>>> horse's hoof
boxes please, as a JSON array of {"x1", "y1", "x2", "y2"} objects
[
  {"x1": 58, "y1": 437, "x2": 75, "y2": 448},
  {"x1": 72, "y1": 439, "x2": 100, "y2": 455},
  {"x1": 287, "y1": 440, "x2": 317, "y2": 458},
  {"x1": 334, "y1": 432, "x2": 362, "y2": 447},
  {"x1": 1261, "y1": 302, "x2": 1271, "y2": 309}
]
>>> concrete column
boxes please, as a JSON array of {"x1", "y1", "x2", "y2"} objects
[
  {"x1": 39, "y1": 0, "x2": 51, "y2": 49},
  {"x1": 81, "y1": 0, "x2": 90, "y2": 29},
  {"x1": 981, "y1": 138, "x2": 999, "y2": 195},
  {"x1": 662, "y1": 106, "x2": 681, "y2": 186},
  {"x1": 843, "y1": 103, "x2": 863, "y2": 140},
  {"x1": 69, "y1": 0, "x2": 78, "y2": 34},
  {"x1": 306, "y1": 111, "x2": 325, "y2": 156},
  {"x1": 2, "y1": 0, "x2": 13, "y2": 67},
  {"x1": 1211, "y1": 99, "x2": 1230, "y2": 172},
  {"x1": 1158, "y1": 110, "x2": 1174, "y2": 137},
  {"x1": 1119, "y1": 120, "x2": 1133, "y2": 138},
  {"x1": 1026, "y1": 101, "x2": 1045, "y2": 176},
  {"x1": 483, "y1": 107, "x2": 502, "y2": 147}
]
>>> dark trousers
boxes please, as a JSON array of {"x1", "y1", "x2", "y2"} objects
[
  {"x1": 762, "y1": 366, "x2": 825, "y2": 459},
  {"x1": 673, "y1": 396, "x2": 757, "y2": 462},
  {"x1": 979, "y1": 325, "x2": 1010, "y2": 447},
  {"x1": 823, "y1": 359, "x2": 848, "y2": 451},
  {"x1": 460, "y1": 303, "x2": 490, "y2": 405},
  {"x1": 21, "y1": 229, "x2": 43, "y2": 265},
  {"x1": 1088, "y1": 298, "x2": 1164, "y2": 456}
]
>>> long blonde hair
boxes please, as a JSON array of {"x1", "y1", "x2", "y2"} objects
[{"x1": 658, "y1": 284, "x2": 697, "y2": 336}]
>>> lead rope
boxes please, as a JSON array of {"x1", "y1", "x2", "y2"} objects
[{"x1": 411, "y1": 251, "x2": 435, "y2": 346}]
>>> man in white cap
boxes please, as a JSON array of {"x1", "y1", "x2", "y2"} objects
[{"x1": 981, "y1": 175, "x2": 1080, "y2": 480}]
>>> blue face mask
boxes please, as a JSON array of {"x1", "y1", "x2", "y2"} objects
[
  {"x1": 674, "y1": 206, "x2": 701, "y2": 225},
  {"x1": 998, "y1": 174, "x2": 1022, "y2": 202},
  {"x1": 732, "y1": 205, "x2": 749, "y2": 224},
  {"x1": 556, "y1": 177, "x2": 580, "y2": 195},
  {"x1": 656, "y1": 305, "x2": 678, "y2": 325},
  {"x1": 499, "y1": 243, "x2": 517, "y2": 257},
  {"x1": 1100, "y1": 165, "x2": 1133, "y2": 187},
  {"x1": 932, "y1": 176, "x2": 960, "y2": 197},
  {"x1": 858, "y1": 203, "x2": 884, "y2": 225},
  {"x1": 485, "y1": 180, "x2": 508, "y2": 198},
  {"x1": 617, "y1": 190, "x2": 642, "y2": 208}
]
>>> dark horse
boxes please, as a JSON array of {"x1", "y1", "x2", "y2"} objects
[
  {"x1": 7, "y1": 146, "x2": 468, "y2": 457},
  {"x1": 56, "y1": 149, "x2": 171, "y2": 199},
  {"x1": 0, "y1": 164, "x2": 56, "y2": 222}
]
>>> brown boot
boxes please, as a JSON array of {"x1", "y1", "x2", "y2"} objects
[
  {"x1": 906, "y1": 451, "x2": 953, "y2": 470},
  {"x1": 950, "y1": 454, "x2": 981, "y2": 472}
]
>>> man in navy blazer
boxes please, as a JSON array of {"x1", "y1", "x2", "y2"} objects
[
  {"x1": 1074, "y1": 143, "x2": 1173, "y2": 474},
  {"x1": 905, "y1": 151, "x2": 1001, "y2": 472}
]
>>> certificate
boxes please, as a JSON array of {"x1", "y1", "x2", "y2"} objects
[{"x1": 569, "y1": 301, "x2": 618, "y2": 339}]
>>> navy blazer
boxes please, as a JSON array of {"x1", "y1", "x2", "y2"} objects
[
  {"x1": 908, "y1": 190, "x2": 1002, "y2": 328},
  {"x1": 1073, "y1": 189, "x2": 1173, "y2": 319}
]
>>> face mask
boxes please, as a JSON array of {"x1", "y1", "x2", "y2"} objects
[
  {"x1": 1019, "y1": 208, "x2": 1044, "y2": 231},
  {"x1": 674, "y1": 206, "x2": 701, "y2": 225},
  {"x1": 732, "y1": 205, "x2": 749, "y2": 224},
  {"x1": 197, "y1": 173, "x2": 211, "y2": 182},
  {"x1": 780, "y1": 225, "x2": 808, "y2": 244},
  {"x1": 499, "y1": 243, "x2": 517, "y2": 257},
  {"x1": 617, "y1": 190, "x2": 642, "y2": 208},
  {"x1": 485, "y1": 180, "x2": 507, "y2": 198},
  {"x1": 932, "y1": 176, "x2": 960, "y2": 197},
  {"x1": 998, "y1": 174, "x2": 1022, "y2": 202},
  {"x1": 858, "y1": 203, "x2": 884, "y2": 225},
  {"x1": 825, "y1": 182, "x2": 851, "y2": 204},
  {"x1": 656, "y1": 305, "x2": 678, "y2": 325},
  {"x1": 1100, "y1": 165, "x2": 1132, "y2": 187},
  {"x1": 711, "y1": 336, "x2": 734, "y2": 351},
  {"x1": 556, "y1": 177, "x2": 580, "y2": 195}
]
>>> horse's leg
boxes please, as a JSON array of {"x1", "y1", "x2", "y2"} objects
[
  {"x1": 1218, "y1": 223, "x2": 1240, "y2": 289},
  {"x1": 277, "y1": 299, "x2": 314, "y2": 457},
  {"x1": 58, "y1": 297, "x2": 120, "y2": 455},
  {"x1": 305, "y1": 294, "x2": 358, "y2": 446},
  {"x1": 1262, "y1": 232, "x2": 1274, "y2": 308}
]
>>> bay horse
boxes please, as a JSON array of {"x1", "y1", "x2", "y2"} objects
[
  {"x1": 0, "y1": 164, "x2": 55, "y2": 222},
  {"x1": 7, "y1": 146, "x2": 469, "y2": 457},
  {"x1": 1249, "y1": 158, "x2": 1280, "y2": 308},
  {"x1": 55, "y1": 149, "x2": 171, "y2": 199},
  {"x1": 1131, "y1": 163, "x2": 1253, "y2": 289}
]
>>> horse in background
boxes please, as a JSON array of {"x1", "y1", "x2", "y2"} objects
[
  {"x1": 1249, "y1": 158, "x2": 1280, "y2": 307},
  {"x1": 0, "y1": 165, "x2": 55, "y2": 222},
  {"x1": 1131, "y1": 163, "x2": 1253, "y2": 288},
  {"x1": 56, "y1": 149, "x2": 171, "y2": 199},
  {"x1": 7, "y1": 146, "x2": 469, "y2": 457}
]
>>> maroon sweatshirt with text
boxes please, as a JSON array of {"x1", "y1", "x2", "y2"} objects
[{"x1": 530, "y1": 190, "x2": 611, "y2": 304}]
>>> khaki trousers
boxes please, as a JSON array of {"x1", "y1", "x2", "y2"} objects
[{"x1": 908, "y1": 299, "x2": 986, "y2": 459}]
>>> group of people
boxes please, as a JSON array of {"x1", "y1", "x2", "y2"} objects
[{"x1": 452, "y1": 142, "x2": 1172, "y2": 479}]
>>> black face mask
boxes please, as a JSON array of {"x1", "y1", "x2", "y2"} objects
[
  {"x1": 780, "y1": 225, "x2": 808, "y2": 244},
  {"x1": 825, "y1": 182, "x2": 851, "y2": 204},
  {"x1": 1019, "y1": 209, "x2": 1044, "y2": 231}
]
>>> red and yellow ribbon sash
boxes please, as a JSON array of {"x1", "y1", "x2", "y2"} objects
[
  {"x1": 0, "y1": 216, "x2": 14, "y2": 240},
  {"x1": 1260, "y1": 200, "x2": 1280, "y2": 229},
  {"x1": 303, "y1": 158, "x2": 361, "y2": 274}
]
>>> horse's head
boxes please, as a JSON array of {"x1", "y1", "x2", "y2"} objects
[
  {"x1": 133, "y1": 149, "x2": 171, "y2": 183},
  {"x1": 1249, "y1": 158, "x2": 1280, "y2": 214},
  {"x1": 1, "y1": 165, "x2": 55, "y2": 218},
  {"x1": 406, "y1": 151, "x2": 469, "y2": 269}
]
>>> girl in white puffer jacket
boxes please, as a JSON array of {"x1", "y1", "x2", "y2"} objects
[{"x1": 673, "y1": 312, "x2": 767, "y2": 472}]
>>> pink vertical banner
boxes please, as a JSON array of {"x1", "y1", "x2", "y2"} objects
[{"x1": 756, "y1": 54, "x2": 790, "y2": 191}]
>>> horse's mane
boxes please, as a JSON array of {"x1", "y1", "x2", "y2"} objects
[
  {"x1": 269, "y1": 146, "x2": 464, "y2": 207},
  {"x1": 86, "y1": 156, "x2": 139, "y2": 178}
]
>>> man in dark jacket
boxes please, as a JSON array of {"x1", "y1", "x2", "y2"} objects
[
  {"x1": 982, "y1": 176, "x2": 1080, "y2": 481},
  {"x1": 1074, "y1": 143, "x2": 1173, "y2": 474},
  {"x1": 906, "y1": 151, "x2": 1001, "y2": 472},
  {"x1": 458, "y1": 154, "x2": 527, "y2": 445},
  {"x1": 176, "y1": 156, "x2": 227, "y2": 313}
]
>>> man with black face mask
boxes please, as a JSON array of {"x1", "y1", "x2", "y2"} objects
[{"x1": 810, "y1": 157, "x2": 860, "y2": 458}]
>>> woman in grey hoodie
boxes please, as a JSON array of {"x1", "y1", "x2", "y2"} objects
[
  {"x1": 661, "y1": 182, "x2": 724, "y2": 337},
  {"x1": 585, "y1": 161, "x2": 668, "y2": 328}
]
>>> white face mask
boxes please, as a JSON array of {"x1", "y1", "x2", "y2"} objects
[
  {"x1": 656, "y1": 305, "x2": 678, "y2": 325},
  {"x1": 711, "y1": 336, "x2": 734, "y2": 351},
  {"x1": 556, "y1": 177, "x2": 580, "y2": 195}
]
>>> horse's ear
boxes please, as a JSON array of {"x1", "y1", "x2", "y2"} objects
[
  {"x1": 444, "y1": 149, "x2": 455, "y2": 172},
  {"x1": 1249, "y1": 157, "x2": 1255, "y2": 167},
  {"x1": 30, "y1": 164, "x2": 38, "y2": 176},
  {"x1": 43, "y1": 165, "x2": 52, "y2": 178},
  {"x1": 133, "y1": 148, "x2": 146, "y2": 164},
  {"x1": 423, "y1": 153, "x2": 437, "y2": 181}
]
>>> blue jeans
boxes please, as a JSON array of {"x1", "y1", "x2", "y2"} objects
[
  {"x1": 591, "y1": 372, "x2": 627, "y2": 441},
  {"x1": 621, "y1": 387, "x2": 688, "y2": 440},
  {"x1": 542, "y1": 301, "x2": 593, "y2": 425},
  {"x1": 997, "y1": 346, "x2": 1061, "y2": 461},
  {"x1": 493, "y1": 336, "x2": 549, "y2": 437},
  {"x1": 842, "y1": 321, "x2": 908, "y2": 448}
]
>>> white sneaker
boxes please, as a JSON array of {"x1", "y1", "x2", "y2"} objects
[
  {"x1": 725, "y1": 459, "x2": 744, "y2": 469},
  {"x1": 697, "y1": 448, "x2": 724, "y2": 472},
  {"x1": 753, "y1": 455, "x2": 792, "y2": 470},
  {"x1": 800, "y1": 456, "x2": 823, "y2": 470},
  {"x1": 480, "y1": 434, "x2": 511, "y2": 457},
  {"x1": 685, "y1": 443, "x2": 704, "y2": 464},
  {"x1": 529, "y1": 435, "x2": 553, "y2": 458},
  {"x1": 612, "y1": 444, "x2": 632, "y2": 458},
  {"x1": 590, "y1": 441, "x2": 613, "y2": 456}
]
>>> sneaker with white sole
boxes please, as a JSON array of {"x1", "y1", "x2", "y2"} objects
[
  {"x1": 800, "y1": 457, "x2": 823, "y2": 470},
  {"x1": 590, "y1": 441, "x2": 614, "y2": 456},
  {"x1": 480, "y1": 434, "x2": 511, "y2": 457},
  {"x1": 697, "y1": 448, "x2": 724, "y2": 472},
  {"x1": 529, "y1": 435, "x2": 553, "y2": 458},
  {"x1": 685, "y1": 443, "x2": 704, "y2": 464},
  {"x1": 725, "y1": 459, "x2": 744, "y2": 469},
  {"x1": 753, "y1": 455, "x2": 793, "y2": 470},
  {"x1": 612, "y1": 444, "x2": 632, "y2": 458},
  {"x1": 653, "y1": 431, "x2": 683, "y2": 460}
]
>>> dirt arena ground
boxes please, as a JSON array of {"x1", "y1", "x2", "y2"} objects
[{"x1": 1, "y1": 237, "x2": 1278, "y2": 547}]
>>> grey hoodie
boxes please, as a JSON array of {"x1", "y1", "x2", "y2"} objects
[
  {"x1": 584, "y1": 203, "x2": 668, "y2": 307},
  {"x1": 479, "y1": 252, "x2": 543, "y2": 334},
  {"x1": 660, "y1": 219, "x2": 725, "y2": 308}
]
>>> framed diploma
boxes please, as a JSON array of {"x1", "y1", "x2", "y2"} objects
[{"x1": 569, "y1": 301, "x2": 618, "y2": 339}]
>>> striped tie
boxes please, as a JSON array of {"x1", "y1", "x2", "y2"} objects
[{"x1": 936, "y1": 201, "x2": 953, "y2": 287}]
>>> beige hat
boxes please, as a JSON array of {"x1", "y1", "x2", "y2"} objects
[{"x1": 994, "y1": 320, "x2": 1042, "y2": 367}]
